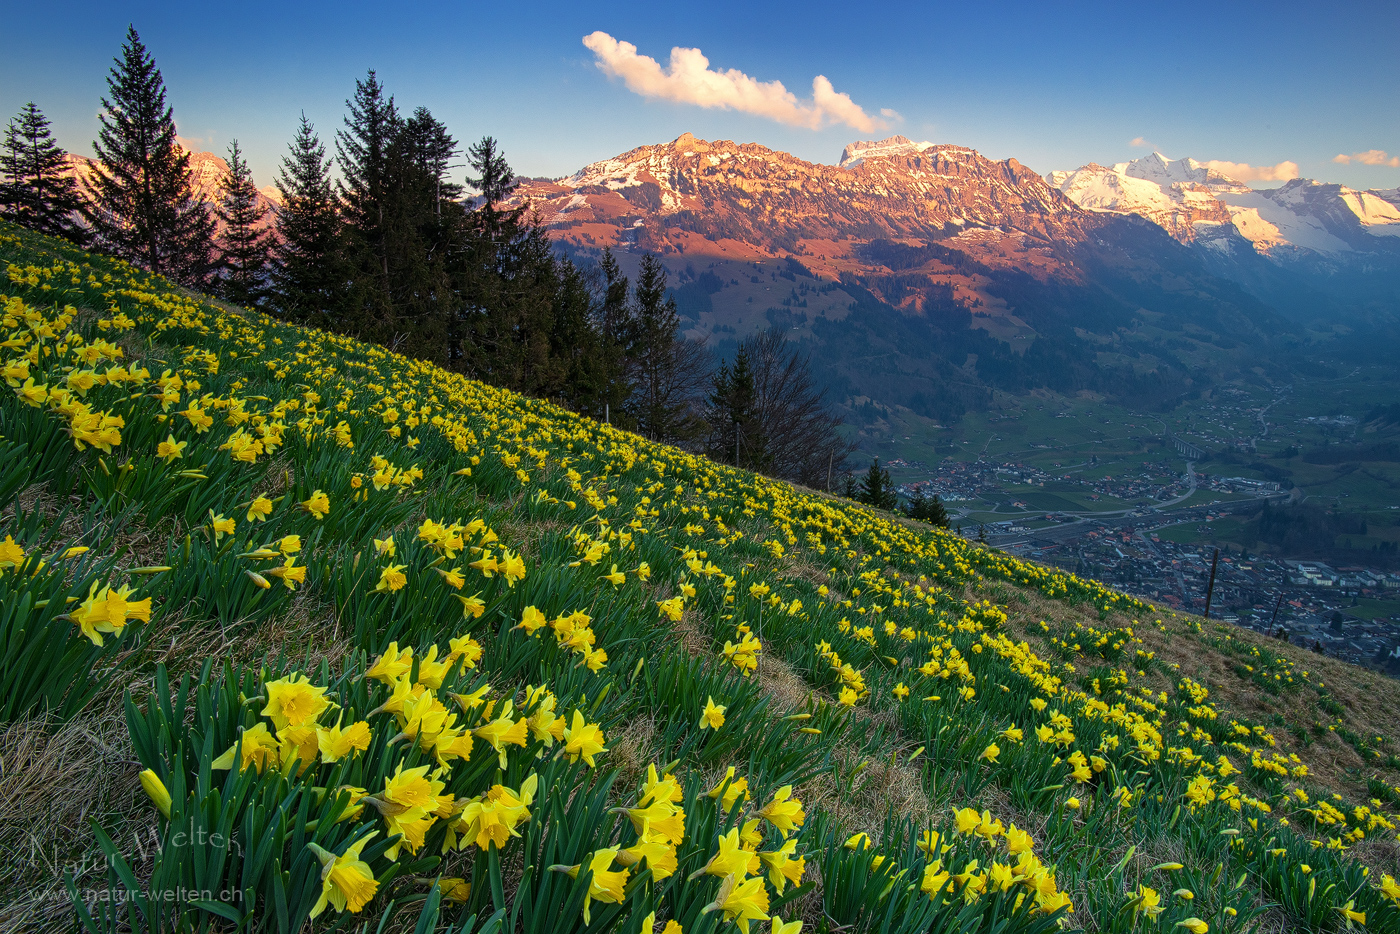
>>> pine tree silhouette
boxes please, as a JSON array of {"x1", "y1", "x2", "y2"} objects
[
  {"x1": 0, "y1": 102, "x2": 88, "y2": 244},
  {"x1": 271, "y1": 114, "x2": 343, "y2": 327},
  {"x1": 86, "y1": 26, "x2": 215, "y2": 286},
  {"x1": 215, "y1": 140, "x2": 272, "y2": 307}
]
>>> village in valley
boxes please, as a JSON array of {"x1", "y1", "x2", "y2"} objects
[{"x1": 873, "y1": 380, "x2": 1400, "y2": 677}]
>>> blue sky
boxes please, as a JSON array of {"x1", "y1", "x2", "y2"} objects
[{"x1": 4, "y1": 0, "x2": 1398, "y2": 191}]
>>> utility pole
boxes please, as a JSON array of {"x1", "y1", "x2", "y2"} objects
[
  {"x1": 826, "y1": 451, "x2": 833, "y2": 492},
  {"x1": 1203, "y1": 548, "x2": 1220, "y2": 620},
  {"x1": 1268, "y1": 592, "x2": 1284, "y2": 636}
]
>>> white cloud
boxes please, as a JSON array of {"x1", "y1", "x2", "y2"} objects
[
  {"x1": 1129, "y1": 136, "x2": 1151, "y2": 148},
  {"x1": 1332, "y1": 149, "x2": 1400, "y2": 167},
  {"x1": 1204, "y1": 159, "x2": 1300, "y2": 182},
  {"x1": 582, "y1": 32, "x2": 893, "y2": 133}
]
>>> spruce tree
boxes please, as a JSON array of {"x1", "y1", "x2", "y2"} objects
[
  {"x1": 86, "y1": 26, "x2": 215, "y2": 286},
  {"x1": 925, "y1": 493, "x2": 951, "y2": 528},
  {"x1": 272, "y1": 114, "x2": 342, "y2": 327},
  {"x1": 402, "y1": 107, "x2": 462, "y2": 212},
  {"x1": 457, "y1": 135, "x2": 548, "y2": 384},
  {"x1": 336, "y1": 70, "x2": 401, "y2": 336},
  {"x1": 549, "y1": 256, "x2": 605, "y2": 410},
  {"x1": 592, "y1": 248, "x2": 634, "y2": 423},
  {"x1": 0, "y1": 102, "x2": 88, "y2": 243},
  {"x1": 626, "y1": 253, "x2": 706, "y2": 442},
  {"x1": 859, "y1": 458, "x2": 898, "y2": 510},
  {"x1": 214, "y1": 140, "x2": 272, "y2": 307},
  {"x1": 707, "y1": 344, "x2": 759, "y2": 467},
  {"x1": 464, "y1": 136, "x2": 519, "y2": 240},
  {"x1": 903, "y1": 488, "x2": 951, "y2": 528}
]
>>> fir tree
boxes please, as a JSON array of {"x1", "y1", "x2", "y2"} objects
[
  {"x1": 924, "y1": 493, "x2": 951, "y2": 528},
  {"x1": 402, "y1": 107, "x2": 462, "y2": 213},
  {"x1": 214, "y1": 140, "x2": 272, "y2": 307},
  {"x1": 456, "y1": 135, "x2": 548, "y2": 383},
  {"x1": 904, "y1": 488, "x2": 951, "y2": 528},
  {"x1": 549, "y1": 256, "x2": 606, "y2": 411},
  {"x1": 86, "y1": 26, "x2": 215, "y2": 287},
  {"x1": 591, "y1": 248, "x2": 634, "y2": 423},
  {"x1": 0, "y1": 102, "x2": 88, "y2": 243},
  {"x1": 464, "y1": 136, "x2": 519, "y2": 240},
  {"x1": 859, "y1": 458, "x2": 898, "y2": 510},
  {"x1": 626, "y1": 253, "x2": 707, "y2": 442},
  {"x1": 336, "y1": 70, "x2": 401, "y2": 336},
  {"x1": 707, "y1": 344, "x2": 759, "y2": 468},
  {"x1": 271, "y1": 114, "x2": 342, "y2": 327}
]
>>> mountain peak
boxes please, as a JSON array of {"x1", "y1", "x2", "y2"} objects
[{"x1": 838, "y1": 135, "x2": 934, "y2": 168}]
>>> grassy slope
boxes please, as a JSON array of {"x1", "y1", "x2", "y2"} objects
[{"x1": 1, "y1": 219, "x2": 1398, "y2": 934}]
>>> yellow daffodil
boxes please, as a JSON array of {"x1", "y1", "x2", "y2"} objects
[
  {"x1": 139, "y1": 769, "x2": 172, "y2": 819},
  {"x1": 308, "y1": 832, "x2": 379, "y2": 917},
  {"x1": 700, "y1": 696, "x2": 726, "y2": 730},
  {"x1": 563, "y1": 710, "x2": 607, "y2": 766},
  {"x1": 156, "y1": 433, "x2": 186, "y2": 462}
]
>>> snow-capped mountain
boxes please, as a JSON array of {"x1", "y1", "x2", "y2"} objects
[
  {"x1": 509, "y1": 133, "x2": 1307, "y2": 421},
  {"x1": 516, "y1": 132, "x2": 1082, "y2": 264},
  {"x1": 836, "y1": 135, "x2": 935, "y2": 168},
  {"x1": 1046, "y1": 153, "x2": 1238, "y2": 243},
  {"x1": 1047, "y1": 153, "x2": 1400, "y2": 258},
  {"x1": 62, "y1": 149, "x2": 281, "y2": 231}
]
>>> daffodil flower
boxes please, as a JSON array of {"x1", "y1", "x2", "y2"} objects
[{"x1": 308, "y1": 832, "x2": 379, "y2": 917}]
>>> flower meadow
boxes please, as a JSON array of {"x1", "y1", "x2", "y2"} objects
[{"x1": 2, "y1": 218, "x2": 1399, "y2": 934}]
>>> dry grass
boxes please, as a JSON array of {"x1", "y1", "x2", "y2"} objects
[
  {"x1": 0, "y1": 570, "x2": 356, "y2": 931},
  {"x1": 0, "y1": 702, "x2": 150, "y2": 931}
]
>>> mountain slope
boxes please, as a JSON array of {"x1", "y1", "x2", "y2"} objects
[
  {"x1": 514, "y1": 135, "x2": 1299, "y2": 421},
  {"x1": 5, "y1": 218, "x2": 1399, "y2": 933}
]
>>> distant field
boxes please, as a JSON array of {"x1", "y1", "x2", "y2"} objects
[
  {"x1": 1155, "y1": 516, "x2": 1252, "y2": 547},
  {"x1": 1345, "y1": 596, "x2": 1400, "y2": 620},
  {"x1": 1005, "y1": 490, "x2": 1087, "y2": 512}
]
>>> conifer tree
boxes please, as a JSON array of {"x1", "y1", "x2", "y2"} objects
[
  {"x1": 271, "y1": 114, "x2": 342, "y2": 327},
  {"x1": 464, "y1": 136, "x2": 519, "y2": 241},
  {"x1": 859, "y1": 458, "x2": 898, "y2": 510},
  {"x1": 924, "y1": 492, "x2": 951, "y2": 528},
  {"x1": 0, "y1": 102, "x2": 88, "y2": 243},
  {"x1": 86, "y1": 26, "x2": 215, "y2": 287},
  {"x1": 549, "y1": 257, "x2": 606, "y2": 410},
  {"x1": 591, "y1": 248, "x2": 634, "y2": 423},
  {"x1": 336, "y1": 70, "x2": 401, "y2": 336},
  {"x1": 402, "y1": 107, "x2": 462, "y2": 212},
  {"x1": 387, "y1": 106, "x2": 460, "y2": 362},
  {"x1": 626, "y1": 253, "x2": 708, "y2": 442},
  {"x1": 456, "y1": 135, "x2": 546, "y2": 382},
  {"x1": 707, "y1": 344, "x2": 759, "y2": 468},
  {"x1": 214, "y1": 140, "x2": 272, "y2": 307},
  {"x1": 904, "y1": 488, "x2": 951, "y2": 528}
]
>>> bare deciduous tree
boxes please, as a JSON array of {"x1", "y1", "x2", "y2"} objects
[{"x1": 718, "y1": 329, "x2": 855, "y2": 487}]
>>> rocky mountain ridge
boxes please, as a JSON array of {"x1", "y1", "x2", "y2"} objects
[
  {"x1": 1047, "y1": 152, "x2": 1400, "y2": 258},
  {"x1": 62, "y1": 149, "x2": 281, "y2": 231},
  {"x1": 511, "y1": 134, "x2": 1311, "y2": 423}
]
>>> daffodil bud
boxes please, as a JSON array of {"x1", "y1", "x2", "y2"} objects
[{"x1": 139, "y1": 768, "x2": 172, "y2": 819}]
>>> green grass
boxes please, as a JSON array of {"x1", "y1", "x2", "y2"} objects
[
  {"x1": 6, "y1": 220, "x2": 1400, "y2": 934},
  {"x1": 1343, "y1": 597, "x2": 1400, "y2": 621}
]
